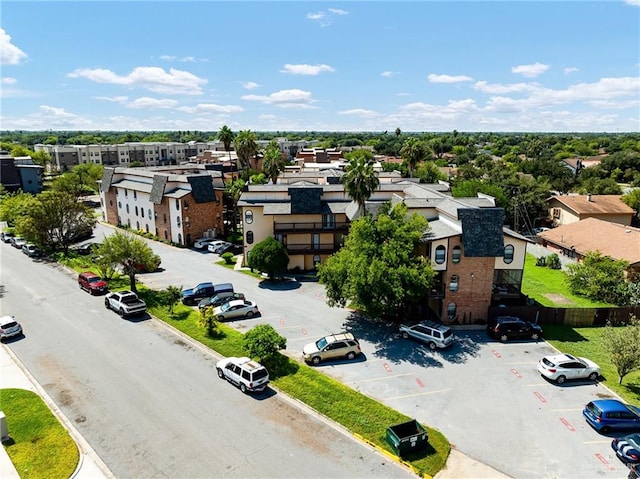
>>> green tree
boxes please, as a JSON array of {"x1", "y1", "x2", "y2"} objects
[
  {"x1": 601, "y1": 315, "x2": 640, "y2": 384},
  {"x1": 318, "y1": 202, "x2": 435, "y2": 320},
  {"x1": 400, "y1": 137, "x2": 431, "y2": 176},
  {"x1": 225, "y1": 178, "x2": 246, "y2": 234},
  {"x1": 52, "y1": 163, "x2": 104, "y2": 198},
  {"x1": 261, "y1": 140, "x2": 286, "y2": 183},
  {"x1": 199, "y1": 305, "x2": 219, "y2": 337},
  {"x1": 247, "y1": 236, "x2": 289, "y2": 279},
  {"x1": 96, "y1": 231, "x2": 159, "y2": 292},
  {"x1": 15, "y1": 191, "x2": 96, "y2": 253},
  {"x1": 162, "y1": 285, "x2": 183, "y2": 314},
  {"x1": 565, "y1": 251, "x2": 629, "y2": 304},
  {"x1": 415, "y1": 161, "x2": 446, "y2": 184},
  {"x1": 234, "y1": 130, "x2": 258, "y2": 170},
  {"x1": 342, "y1": 157, "x2": 380, "y2": 215},
  {"x1": 243, "y1": 324, "x2": 287, "y2": 363},
  {"x1": 343, "y1": 149, "x2": 374, "y2": 162},
  {"x1": 622, "y1": 189, "x2": 640, "y2": 223},
  {"x1": 217, "y1": 125, "x2": 235, "y2": 164},
  {"x1": 0, "y1": 191, "x2": 36, "y2": 227}
]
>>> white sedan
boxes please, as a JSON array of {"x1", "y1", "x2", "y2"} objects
[
  {"x1": 193, "y1": 237, "x2": 220, "y2": 250},
  {"x1": 212, "y1": 300, "x2": 259, "y2": 321},
  {"x1": 207, "y1": 240, "x2": 228, "y2": 253},
  {"x1": 537, "y1": 353, "x2": 600, "y2": 384}
]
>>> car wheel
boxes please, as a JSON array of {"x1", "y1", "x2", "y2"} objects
[
  {"x1": 555, "y1": 375, "x2": 566, "y2": 384},
  {"x1": 104, "y1": 299, "x2": 110, "y2": 309},
  {"x1": 240, "y1": 383, "x2": 247, "y2": 394},
  {"x1": 531, "y1": 332, "x2": 540, "y2": 340},
  {"x1": 588, "y1": 372, "x2": 599, "y2": 381},
  {"x1": 246, "y1": 311, "x2": 254, "y2": 318},
  {"x1": 218, "y1": 315, "x2": 225, "y2": 322},
  {"x1": 312, "y1": 356, "x2": 321, "y2": 365},
  {"x1": 118, "y1": 308, "x2": 125, "y2": 317},
  {"x1": 500, "y1": 334, "x2": 509, "y2": 342},
  {"x1": 428, "y1": 341, "x2": 437, "y2": 350},
  {"x1": 346, "y1": 351, "x2": 356, "y2": 360},
  {"x1": 217, "y1": 368, "x2": 224, "y2": 379},
  {"x1": 402, "y1": 331, "x2": 409, "y2": 339}
]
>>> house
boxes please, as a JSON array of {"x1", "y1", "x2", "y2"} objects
[
  {"x1": 561, "y1": 156, "x2": 604, "y2": 176},
  {"x1": 546, "y1": 194, "x2": 634, "y2": 227},
  {"x1": 538, "y1": 218, "x2": 640, "y2": 275},
  {"x1": 0, "y1": 151, "x2": 44, "y2": 194},
  {"x1": 238, "y1": 176, "x2": 531, "y2": 324},
  {"x1": 99, "y1": 165, "x2": 225, "y2": 246}
]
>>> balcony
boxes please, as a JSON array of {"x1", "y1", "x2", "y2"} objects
[
  {"x1": 284, "y1": 243, "x2": 338, "y2": 254},
  {"x1": 274, "y1": 221, "x2": 350, "y2": 233},
  {"x1": 428, "y1": 283, "x2": 446, "y2": 299}
]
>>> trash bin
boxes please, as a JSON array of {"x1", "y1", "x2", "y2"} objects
[{"x1": 386, "y1": 419, "x2": 428, "y2": 457}]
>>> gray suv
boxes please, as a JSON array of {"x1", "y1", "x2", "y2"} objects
[{"x1": 399, "y1": 320, "x2": 455, "y2": 350}]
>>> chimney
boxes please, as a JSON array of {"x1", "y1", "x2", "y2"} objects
[{"x1": 587, "y1": 194, "x2": 592, "y2": 202}]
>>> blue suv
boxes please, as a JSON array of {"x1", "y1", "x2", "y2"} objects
[{"x1": 583, "y1": 399, "x2": 640, "y2": 434}]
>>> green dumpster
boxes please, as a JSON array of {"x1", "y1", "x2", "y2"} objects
[{"x1": 386, "y1": 419, "x2": 428, "y2": 458}]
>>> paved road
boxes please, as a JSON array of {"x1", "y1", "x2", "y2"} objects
[{"x1": 0, "y1": 241, "x2": 415, "y2": 479}]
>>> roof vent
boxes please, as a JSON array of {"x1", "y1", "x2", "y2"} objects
[{"x1": 587, "y1": 194, "x2": 592, "y2": 202}]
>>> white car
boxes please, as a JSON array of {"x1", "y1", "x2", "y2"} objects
[
  {"x1": 193, "y1": 237, "x2": 219, "y2": 250},
  {"x1": 212, "y1": 300, "x2": 259, "y2": 321},
  {"x1": 216, "y1": 357, "x2": 269, "y2": 393},
  {"x1": 537, "y1": 353, "x2": 600, "y2": 384},
  {"x1": 0, "y1": 315, "x2": 23, "y2": 341},
  {"x1": 209, "y1": 241, "x2": 232, "y2": 254},
  {"x1": 207, "y1": 240, "x2": 228, "y2": 253}
]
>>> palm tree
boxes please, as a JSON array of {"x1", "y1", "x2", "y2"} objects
[
  {"x1": 262, "y1": 140, "x2": 286, "y2": 184},
  {"x1": 217, "y1": 125, "x2": 235, "y2": 170},
  {"x1": 234, "y1": 130, "x2": 258, "y2": 171},
  {"x1": 342, "y1": 157, "x2": 380, "y2": 215},
  {"x1": 400, "y1": 137, "x2": 431, "y2": 177}
]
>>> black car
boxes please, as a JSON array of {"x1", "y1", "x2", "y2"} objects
[
  {"x1": 487, "y1": 316, "x2": 543, "y2": 341},
  {"x1": 198, "y1": 292, "x2": 245, "y2": 311}
]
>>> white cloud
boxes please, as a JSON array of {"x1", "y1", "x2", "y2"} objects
[
  {"x1": 280, "y1": 64, "x2": 335, "y2": 75},
  {"x1": 564, "y1": 67, "x2": 579, "y2": 75},
  {"x1": 307, "y1": 8, "x2": 348, "y2": 27},
  {"x1": 511, "y1": 62, "x2": 550, "y2": 78},
  {"x1": 624, "y1": 0, "x2": 640, "y2": 6},
  {"x1": 93, "y1": 95, "x2": 129, "y2": 103},
  {"x1": 241, "y1": 89, "x2": 318, "y2": 108},
  {"x1": 1, "y1": 29, "x2": 28, "y2": 65},
  {"x1": 127, "y1": 97, "x2": 178, "y2": 109},
  {"x1": 473, "y1": 81, "x2": 539, "y2": 94},
  {"x1": 242, "y1": 81, "x2": 259, "y2": 89},
  {"x1": 588, "y1": 99, "x2": 640, "y2": 109},
  {"x1": 68, "y1": 66, "x2": 207, "y2": 95},
  {"x1": 178, "y1": 103, "x2": 244, "y2": 114},
  {"x1": 381, "y1": 71, "x2": 398, "y2": 77},
  {"x1": 428, "y1": 73, "x2": 473, "y2": 83},
  {"x1": 160, "y1": 55, "x2": 207, "y2": 63},
  {"x1": 338, "y1": 109, "x2": 379, "y2": 118},
  {"x1": 1, "y1": 77, "x2": 17, "y2": 85}
]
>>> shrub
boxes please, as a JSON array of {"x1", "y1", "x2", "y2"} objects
[
  {"x1": 536, "y1": 256, "x2": 547, "y2": 267},
  {"x1": 243, "y1": 324, "x2": 286, "y2": 364},
  {"x1": 221, "y1": 252, "x2": 235, "y2": 265},
  {"x1": 546, "y1": 254, "x2": 561, "y2": 270}
]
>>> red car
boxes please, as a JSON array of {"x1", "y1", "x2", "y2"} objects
[{"x1": 78, "y1": 272, "x2": 108, "y2": 295}]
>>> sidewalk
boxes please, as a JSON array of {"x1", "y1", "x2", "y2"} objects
[{"x1": 0, "y1": 344, "x2": 114, "y2": 479}]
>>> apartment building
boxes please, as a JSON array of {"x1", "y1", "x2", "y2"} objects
[
  {"x1": 98, "y1": 165, "x2": 225, "y2": 246},
  {"x1": 0, "y1": 151, "x2": 44, "y2": 193}
]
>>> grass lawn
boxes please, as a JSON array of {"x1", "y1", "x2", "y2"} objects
[
  {"x1": 543, "y1": 324, "x2": 640, "y2": 406},
  {"x1": 522, "y1": 253, "x2": 614, "y2": 307},
  {"x1": 0, "y1": 389, "x2": 78, "y2": 479}
]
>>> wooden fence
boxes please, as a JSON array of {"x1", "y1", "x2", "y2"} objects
[{"x1": 488, "y1": 305, "x2": 640, "y2": 327}]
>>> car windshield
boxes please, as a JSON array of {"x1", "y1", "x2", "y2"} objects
[
  {"x1": 1, "y1": 321, "x2": 17, "y2": 328},
  {"x1": 252, "y1": 369, "x2": 268, "y2": 380},
  {"x1": 442, "y1": 329, "x2": 453, "y2": 338},
  {"x1": 542, "y1": 357, "x2": 555, "y2": 367},
  {"x1": 220, "y1": 302, "x2": 231, "y2": 312},
  {"x1": 88, "y1": 277, "x2": 102, "y2": 283},
  {"x1": 629, "y1": 405, "x2": 640, "y2": 417},
  {"x1": 315, "y1": 338, "x2": 328, "y2": 350}
]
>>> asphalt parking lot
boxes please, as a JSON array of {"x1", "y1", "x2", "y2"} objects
[{"x1": 126, "y1": 232, "x2": 630, "y2": 479}]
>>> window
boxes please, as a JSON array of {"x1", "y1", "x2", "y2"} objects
[
  {"x1": 313, "y1": 254, "x2": 321, "y2": 266},
  {"x1": 246, "y1": 231, "x2": 254, "y2": 244},
  {"x1": 504, "y1": 245, "x2": 514, "y2": 264},
  {"x1": 176, "y1": 217, "x2": 181, "y2": 227},
  {"x1": 118, "y1": 201, "x2": 122, "y2": 209},
  {"x1": 184, "y1": 200, "x2": 189, "y2": 209},
  {"x1": 176, "y1": 199, "x2": 180, "y2": 210},
  {"x1": 145, "y1": 224, "x2": 149, "y2": 233},
  {"x1": 552, "y1": 208, "x2": 560, "y2": 218},
  {"x1": 153, "y1": 211, "x2": 157, "y2": 220},
  {"x1": 452, "y1": 246, "x2": 461, "y2": 264},
  {"x1": 185, "y1": 216, "x2": 190, "y2": 227},
  {"x1": 449, "y1": 275, "x2": 459, "y2": 292},
  {"x1": 136, "y1": 221, "x2": 140, "y2": 230},
  {"x1": 141, "y1": 208, "x2": 144, "y2": 218},
  {"x1": 322, "y1": 213, "x2": 335, "y2": 229},
  {"x1": 126, "y1": 204, "x2": 130, "y2": 213},
  {"x1": 435, "y1": 245, "x2": 446, "y2": 264},
  {"x1": 163, "y1": 214, "x2": 167, "y2": 224},
  {"x1": 245, "y1": 210, "x2": 253, "y2": 224},
  {"x1": 447, "y1": 302, "x2": 457, "y2": 320},
  {"x1": 133, "y1": 191, "x2": 137, "y2": 200},
  {"x1": 135, "y1": 206, "x2": 139, "y2": 216},
  {"x1": 110, "y1": 200, "x2": 113, "y2": 206},
  {"x1": 178, "y1": 233, "x2": 182, "y2": 244},
  {"x1": 125, "y1": 190, "x2": 128, "y2": 198}
]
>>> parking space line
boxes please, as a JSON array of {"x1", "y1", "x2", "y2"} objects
[
  {"x1": 275, "y1": 324, "x2": 305, "y2": 330},
  {"x1": 287, "y1": 336, "x2": 313, "y2": 342},
  {"x1": 383, "y1": 363, "x2": 393, "y2": 372},
  {"x1": 346, "y1": 372, "x2": 416, "y2": 384},
  {"x1": 584, "y1": 440, "x2": 611, "y2": 444},
  {"x1": 525, "y1": 383, "x2": 548, "y2": 387},
  {"x1": 416, "y1": 378, "x2": 425, "y2": 388},
  {"x1": 551, "y1": 408, "x2": 582, "y2": 412},
  {"x1": 534, "y1": 391, "x2": 547, "y2": 403},
  {"x1": 595, "y1": 453, "x2": 615, "y2": 471},
  {"x1": 511, "y1": 369, "x2": 522, "y2": 378},
  {"x1": 560, "y1": 418, "x2": 575, "y2": 431},
  {"x1": 385, "y1": 388, "x2": 451, "y2": 400},
  {"x1": 505, "y1": 362, "x2": 537, "y2": 365},
  {"x1": 491, "y1": 350, "x2": 502, "y2": 358}
]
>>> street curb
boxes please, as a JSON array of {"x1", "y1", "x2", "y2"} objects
[{"x1": 353, "y1": 432, "x2": 433, "y2": 479}]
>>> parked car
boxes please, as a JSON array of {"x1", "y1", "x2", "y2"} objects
[
  {"x1": 104, "y1": 290, "x2": 147, "y2": 317},
  {"x1": 1, "y1": 231, "x2": 15, "y2": 243},
  {"x1": 536, "y1": 353, "x2": 600, "y2": 384},
  {"x1": 583, "y1": 399, "x2": 640, "y2": 434},
  {"x1": 78, "y1": 271, "x2": 109, "y2": 295},
  {"x1": 399, "y1": 320, "x2": 455, "y2": 350},
  {"x1": 612, "y1": 433, "x2": 640, "y2": 465},
  {"x1": 10, "y1": 236, "x2": 27, "y2": 249},
  {"x1": 73, "y1": 242, "x2": 98, "y2": 256},
  {"x1": 212, "y1": 300, "x2": 259, "y2": 321},
  {"x1": 0, "y1": 315, "x2": 23, "y2": 341},
  {"x1": 303, "y1": 332, "x2": 361, "y2": 365},
  {"x1": 210, "y1": 241, "x2": 233, "y2": 254},
  {"x1": 193, "y1": 237, "x2": 219, "y2": 250},
  {"x1": 22, "y1": 243, "x2": 43, "y2": 258},
  {"x1": 217, "y1": 243, "x2": 242, "y2": 255},
  {"x1": 207, "y1": 240, "x2": 229, "y2": 253},
  {"x1": 487, "y1": 316, "x2": 543, "y2": 341},
  {"x1": 181, "y1": 282, "x2": 234, "y2": 305},
  {"x1": 198, "y1": 292, "x2": 245, "y2": 311},
  {"x1": 216, "y1": 356, "x2": 269, "y2": 394}
]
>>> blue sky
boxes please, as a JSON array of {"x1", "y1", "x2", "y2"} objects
[{"x1": 2, "y1": 1, "x2": 639, "y2": 133}]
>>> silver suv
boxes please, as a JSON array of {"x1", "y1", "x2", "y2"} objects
[
  {"x1": 303, "y1": 332, "x2": 361, "y2": 365},
  {"x1": 216, "y1": 357, "x2": 269, "y2": 393},
  {"x1": 399, "y1": 320, "x2": 454, "y2": 350}
]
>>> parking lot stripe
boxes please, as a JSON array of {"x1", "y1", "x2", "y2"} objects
[
  {"x1": 595, "y1": 453, "x2": 615, "y2": 471},
  {"x1": 525, "y1": 383, "x2": 548, "y2": 387},
  {"x1": 416, "y1": 378, "x2": 425, "y2": 388},
  {"x1": 385, "y1": 388, "x2": 451, "y2": 400},
  {"x1": 346, "y1": 373, "x2": 415, "y2": 384},
  {"x1": 383, "y1": 363, "x2": 392, "y2": 373},
  {"x1": 511, "y1": 369, "x2": 522, "y2": 378},
  {"x1": 275, "y1": 324, "x2": 305, "y2": 330},
  {"x1": 534, "y1": 391, "x2": 547, "y2": 403},
  {"x1": 560, "y1": 418, "x2": 575, "y2": 431},
  {"x1": 551, "y1": 408, "x2": 582, "y2": 412},
  {"x1": 505, "y1": 361, "x2": 537, "y2": 365},
  {"x1": 492, "y1": 350, "x2": 502, "y2": 358},
  {"x1": 301, "y1": 328, "x2": 308, "y2": 335},
  {"x1": 584, "y1": 440, "x2": 611, "y2": 444}
]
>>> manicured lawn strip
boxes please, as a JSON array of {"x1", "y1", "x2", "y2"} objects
[
  {"x1": 143, "y1": 293, "x2": 450, "y2": 477},
  {"x1": 544, "y1": 324, "x2": 640, "y2": 405},
  {"x1": 522, "y1": 254, "x2": 614, "y2": 307},
  {"x1": 0, "y1": 389, "x2": 79, "y2": 479}
]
